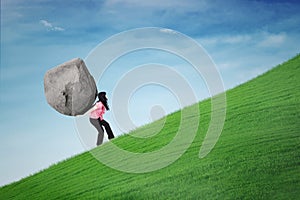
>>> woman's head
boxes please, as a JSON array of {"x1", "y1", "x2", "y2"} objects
[
  {"x1": 97, "y1": 91, "x2": 109, "y2": 110},
  {"x1": 98, "y1": 91, "x2": 107, "y2": 101}
]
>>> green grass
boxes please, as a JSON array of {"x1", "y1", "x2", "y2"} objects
[{"x1": 1, "y1": 55, "x2": 300, "y2": 199}]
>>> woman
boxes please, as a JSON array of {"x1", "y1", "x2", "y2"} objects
[{"x1": 89, "y1": 91, "x2": 115, "y2": 146}]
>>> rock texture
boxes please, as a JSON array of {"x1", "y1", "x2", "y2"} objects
[{"x1": 44, "y1": 58, "x2": 97, "y2": 116}]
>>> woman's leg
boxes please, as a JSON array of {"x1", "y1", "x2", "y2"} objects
[
  {"x1": 89, "y1": 118, "x2": 104, "y2": 146},
  {"x1": 100, "y1": 119, "x2": 115, "y2": 139}
]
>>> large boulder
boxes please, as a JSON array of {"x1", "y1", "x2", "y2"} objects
[{"x1": 44, "y1": 58, "x2": 97, "y2": 116}]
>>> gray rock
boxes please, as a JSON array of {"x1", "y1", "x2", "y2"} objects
[{"x1": 44, "y1": 58, "x2": 97, "y2": 116}]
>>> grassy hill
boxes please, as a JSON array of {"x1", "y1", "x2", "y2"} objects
[{"x1": 1, "y1": 55, "x2": 299, "y2": 199}]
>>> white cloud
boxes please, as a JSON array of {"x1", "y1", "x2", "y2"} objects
[
  {"x1": 222, "y1": 35, "x2": 252, "y2": 44},
  {"x1": 194, "y1": 30, "x2": 298, "y2": 90},
  {"x1": 258, "y1": 32, "x2": 286, "y2": 47},
  {"x1": 40, "y1": 19, "x2": 52, "y2": 28},
  {"x1": 199, "y1": 32, "x2": 289, "y2": 50},
  {"x1": 53, "y1": 26, "x2": 65, "y2": 31},
  {"x1": 159, "y1": 28, "x2": 177, "y2": 34},
  {"x1": 39, "y1": 19, "x2": 65, "y2": 31},
  {"x1": 199, "y1": 34, "x2": 252, "y2": 46}
]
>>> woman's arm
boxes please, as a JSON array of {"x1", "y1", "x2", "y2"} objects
[{"x1": 90, "y1": 103, "x2": 98, "y2": 112}]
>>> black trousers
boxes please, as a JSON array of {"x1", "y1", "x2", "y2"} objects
[
  {"x1": 90, "y1": 118, "x2": 115, "y2": 146},
  {"x1": 98, "y1": 119, "x2": 115, "y2": 140}
]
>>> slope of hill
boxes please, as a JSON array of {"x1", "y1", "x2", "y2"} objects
[{"x1": 1, "y1": 55, "x2": 299, "y2": 199}]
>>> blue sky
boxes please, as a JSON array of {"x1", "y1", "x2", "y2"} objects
[{"x1": 1, "y1": 0, "x2": 300, "y2": 186}]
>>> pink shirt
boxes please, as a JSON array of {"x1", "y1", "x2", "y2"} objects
[{"x1": 90, "y1": 102, "x2": 106, "y2": 120}]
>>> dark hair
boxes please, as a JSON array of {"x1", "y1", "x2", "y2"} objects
[{"x1": 97, "y1": 91, "x2": 109, "y2": 110}]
